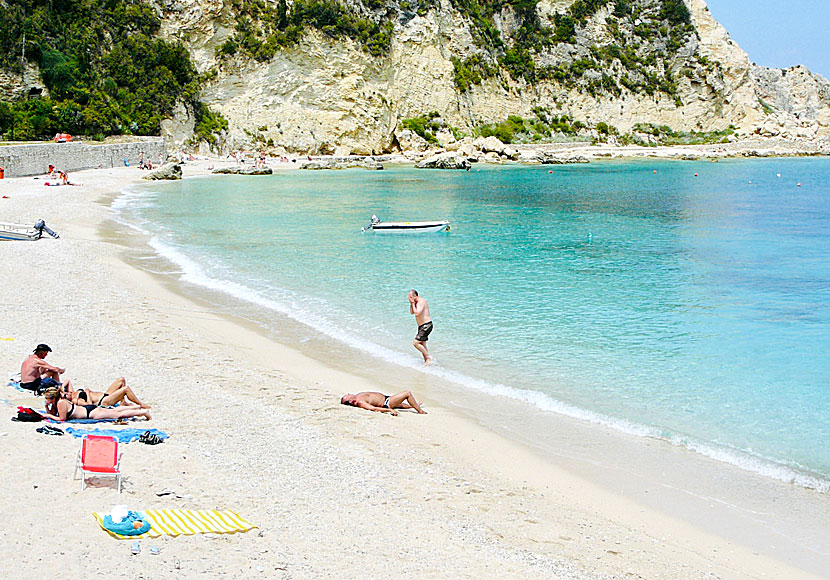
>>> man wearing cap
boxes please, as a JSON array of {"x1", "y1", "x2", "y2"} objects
[{"x1": 20, "y1": 344, "x2": 68, "y2": 394}]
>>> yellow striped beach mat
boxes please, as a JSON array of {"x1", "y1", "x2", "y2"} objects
[{"x1": 93, "y1": 509, "x2": 257, "y2": 539}]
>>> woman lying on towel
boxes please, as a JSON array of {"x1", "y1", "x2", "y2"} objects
[
  {"x1": 65, "y1": 377, "x2": 150, "y2": 409},
  {"x1": 42, "y1": 387, "x2": 151, "y2": 422}
]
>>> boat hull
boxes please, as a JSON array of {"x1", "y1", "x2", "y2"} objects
[
  {"x1": 370, "y1": 221, "x2": 450, "y2": 233},
  {"x1": 0, "y1": 223, "x2": 41, "y2": 241}
]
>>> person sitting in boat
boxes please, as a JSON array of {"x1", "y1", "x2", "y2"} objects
[
  {"x1": 340, "y1": 390, "x2": 427, "y2": 416},
  {"x1": 42, "y1": 387, "x2": 151, "y2": 422},
  {"x1": 20, "y1": 344, "x2": 70, "y2": 394},
  {"x1": 66, "y1": 377, "x2": 150, "y2": 409}
]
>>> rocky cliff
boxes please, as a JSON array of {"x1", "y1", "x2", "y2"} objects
[{"x1": 153, "y1": 0, "x2": 829, "y2": 152}]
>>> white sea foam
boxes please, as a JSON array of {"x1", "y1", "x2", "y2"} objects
[
  {"x1": 143, "y1": 233, "x2": 830, "y2": 493},
  {"x1": 111, "y1": 185, "x2": 830, "y2": 495}
]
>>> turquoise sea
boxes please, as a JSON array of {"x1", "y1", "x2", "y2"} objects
[{"x1": 115, "y1": 158, "x2": 830, "y2": 491}]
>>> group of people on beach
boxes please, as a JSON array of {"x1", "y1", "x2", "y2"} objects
[
  {"x1": 340, "y1": 290, "x2": 433, "y2": 416},
  {"x1": 23, "y1": 291, "x2": 433, "y2": 421},
  {"x1": 44, "y1": 164, "x2": 73, "y2": 186},
  {"x1": 137, "y1": 151, "x2": 162, "y2": 170},
  {"x1": 21, "y1": 344, "x2": 151, "y2": 422}
]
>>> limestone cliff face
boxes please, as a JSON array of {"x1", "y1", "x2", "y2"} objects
[
  {"x1": 0, "y1": 63, "x2": 48, "y2": 102},
  {"x1": 154, "y1": 0, "x2": 829, "y2": 153}
]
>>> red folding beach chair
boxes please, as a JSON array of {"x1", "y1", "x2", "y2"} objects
[{"x1": 74, "y1": 435, "x2": 123, "y2": 493}]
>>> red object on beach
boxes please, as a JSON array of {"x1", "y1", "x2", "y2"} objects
[
  {"x1": 0, "y1": 166, "x2": 4, "y2": 179},
  {"x1": 54, "y1": 133, "x2": 72, "y2": 143},
  {"x1": 75, "y1": 435, "x2": 123, "y2": 492}
]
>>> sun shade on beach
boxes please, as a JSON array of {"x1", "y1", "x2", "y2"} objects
[{"x1": 93, "y1": 509, "x2": 257, "y2": 539}]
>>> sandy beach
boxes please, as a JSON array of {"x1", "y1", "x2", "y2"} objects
[{"x1": 1, "y1": 158, "x2": 828, "y2": 579}]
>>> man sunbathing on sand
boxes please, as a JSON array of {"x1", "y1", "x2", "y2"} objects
[
  {"x1": 20, "y1": 344, "x2": 70, "y2": 394},
  {"x1": 340, "y1": 390, "x2": 427, "y2": 416},
  {"x1": 65, "y1": 377, "x2": 150, "y2": 409}
]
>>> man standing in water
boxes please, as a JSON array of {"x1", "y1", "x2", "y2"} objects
[{"x1": 408, "y1": 289, "x2": 434, "y2": 364}]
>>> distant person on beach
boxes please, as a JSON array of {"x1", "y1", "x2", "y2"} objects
[
  {"x1": 340, "y1": 391, "x2": 427, "y2": 415},
  {"x1": 42, "y1": 387, "x2": 151, "y2": 421},
  {"x1": 66, "y1": 377, "x2": 150, "y2": 409},
  {"x1": 20, "y1": 344, "x2": 70, "y2": 394},
  {"x1": 408, "y1": 289, "x2": 434, "y2": 364}
]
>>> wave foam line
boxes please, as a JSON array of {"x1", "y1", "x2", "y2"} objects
[{"x1": 114, "y1": 194, "x2": 830, "y2": 494}]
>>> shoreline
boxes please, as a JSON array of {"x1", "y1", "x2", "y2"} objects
[
  {"x1": 1, "y1": 163, "x2": 828, "y2": 578},
  {"x1": 1, "y1": 135, "x2": 829, "y2": 179}
]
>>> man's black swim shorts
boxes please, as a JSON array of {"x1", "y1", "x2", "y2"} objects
[{"x1": 415, "y1": 321, "x2": 433, "y2": 342}]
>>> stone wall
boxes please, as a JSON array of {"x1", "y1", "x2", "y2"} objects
[{"x1": 0, "y1": 138, "x2": 166, "y2": 178}]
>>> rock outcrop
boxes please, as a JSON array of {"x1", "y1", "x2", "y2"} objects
[
  {"x1": 533, "y1": 152, "x2": 590, "y2": 164},
  {"x1": 415, "y1": 152, "x2": 471, "y2": 170},
  {"x1": 212, "y1": 166, "x2": 273, "y2": 175},
  {"x1": 299, "y1": 157, "x2": 385, "y2": 170},
  {"x1": 143, "y1": 163, "x2": 182, "y2": 180}
]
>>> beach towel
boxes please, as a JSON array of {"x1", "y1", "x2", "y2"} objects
[
  {"x1": 65, "y1": 427, "x2": 168, "y2": 443},
  {"x1": 8, "y1": 381, "x2": 27, "y2": 393},
  {"x1": 93, "y1": 509, "x2": 257, "y2": 539},
  {"x1": 7, "y1": 372, "x2": 26, "y2": 393},
  {"x1": 44, "y1": 416, "x2": 139, "y2": 424}
]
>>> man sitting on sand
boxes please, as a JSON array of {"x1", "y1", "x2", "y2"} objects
[
  {"x1": 20, "y1": 344, "x2": 70, "y2": 394},
  {"x1": 340, "y1": 391, "x2": 427, "y2": 416}
]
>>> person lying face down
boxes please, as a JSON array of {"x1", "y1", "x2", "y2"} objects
[{"x1": 340, "y1": 391, "x2": 427, "y2": 416}]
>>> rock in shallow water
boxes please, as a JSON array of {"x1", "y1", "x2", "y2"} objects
[
  {"x1": 212, "y1": 166, "x2": 274, "y2": 175},
  {"x1": 534, "y1": 152, "x2": 590, "y2": 164},
  {"x1": 142, "y1": 163, "x2": 182, "y2": 180},
  {"x1": 415, "y1": 152, "x2": 471, "y2": 170}
]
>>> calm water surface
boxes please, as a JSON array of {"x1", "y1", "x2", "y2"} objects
[{"x1": 116, "y1": 158, "x2": 830, "y2": 490}]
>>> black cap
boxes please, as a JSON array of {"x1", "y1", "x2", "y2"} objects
[{"x1": 34, "y1": 344, "x2": 52, "y2": 353}]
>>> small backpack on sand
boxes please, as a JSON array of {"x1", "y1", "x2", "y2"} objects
[{"x1": 14, "y1": 407, "x2": 43, "y2": 422}]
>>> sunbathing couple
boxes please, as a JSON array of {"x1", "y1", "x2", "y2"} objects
[
  {"x1": 341, "y1": 390, "x2": 427, "y2": 416},
  {"x1": 43, "y1": 387, "x2": 151, "y2": 422},
  {"x1": 23, "y1": 344, "x2": 151, "y2": 421}
]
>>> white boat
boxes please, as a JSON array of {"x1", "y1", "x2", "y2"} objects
[
  {"x1": 0, "y1": 220, "x2": 60, "y2": 241},
  {"x1": 362, "y1": 215, "x2": 450, "y2": 233}
]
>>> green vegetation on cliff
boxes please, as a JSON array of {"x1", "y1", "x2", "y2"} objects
[
  {"x1": 217, "y1": 0, "x2": 703, "y2": 104},
  {"x1": 451, "y1": 0, "x2": 696, "y2": 101},
  {"x1": 476, "y1": 109, "x2": 586, "y2": 143},
  {"x1": 0, "y1": 0, "x2": 224, "y2": 142},
  {"x1": 220, "y1": 0, "x2": 394, "y2": 61},
  {"x1": 627, "y1": 122, "x2": 735, "y2": 145},
  {"x1": 402, "y1": 112, "x2": 442, "y2": 145},
  {"x1": 468, "y1": 113, "x2": 732, "y2": 146}
]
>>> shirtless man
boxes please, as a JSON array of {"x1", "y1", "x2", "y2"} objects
[
  {"x1": 340, "y1": 391, "x2": 427, "y2": 416},
  {"x1": 408, "y1": 289, "x2": 434, "y2": 364},
  {"x1": 20, "y1": 344, "x2": 69, "y2": 394}
]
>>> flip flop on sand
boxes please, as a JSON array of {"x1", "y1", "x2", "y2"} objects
[
  {"x1": 130, "y1": 542, "x2": 140, "y2": 555},
  {"x1": 139, "y1": 431, "x2": 163, "y2": 445}
]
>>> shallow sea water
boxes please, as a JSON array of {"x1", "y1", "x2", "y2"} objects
[{"x1": 116, "y1": 157, "x2": 830, "y2": 490}]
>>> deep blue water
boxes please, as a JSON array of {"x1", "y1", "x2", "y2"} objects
[{"x1": 116, "y1": 158, "x2": 830, "y2": 490}]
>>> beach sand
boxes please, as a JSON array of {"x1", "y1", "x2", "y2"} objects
[{"x1": 0, "y1": 161, "x2": 827, "y2": 579}]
